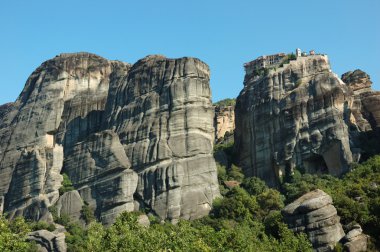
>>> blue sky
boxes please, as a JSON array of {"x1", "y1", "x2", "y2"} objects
[{"x1": 0, "y1": 0, "x2": 379, "y2": 104}]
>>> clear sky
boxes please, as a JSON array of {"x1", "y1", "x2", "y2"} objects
[{"x1": 0, "y1": 0, "x2": 379, "y2": 104}]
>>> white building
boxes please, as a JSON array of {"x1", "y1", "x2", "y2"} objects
[{"x1": 296, "y1": 48, "x2": 302, "y2": 57}]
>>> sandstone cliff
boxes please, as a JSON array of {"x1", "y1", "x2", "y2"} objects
[
  {"x1": 0, "y1": 52, "x2": 219, "y2": 224},
  {"x1": 235, "y1": 55, "x2": 353, "y2": 186},
  {"x1": 214, "y1": 105, "x2": 235, "y2": 142},
  {"x1": 342, "y1": 70, "x2": 380, "y2": 144}
]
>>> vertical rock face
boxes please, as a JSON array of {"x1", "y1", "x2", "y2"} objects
[
  {"x1": 0, "y1": 52, "x2": 219, "y2": 224},
  {"x1": 63, "y1": 130, "x2": 138, "y2": 225},
  {"x1": 235, "y1": 55, "x2": 353, "y2": 185},
  {"x1": 342, "y1": 70, "x2": 380, "y2": 134},
  {"x1": 105, "y1": 55, "x2": 220, "y2": 221},
  {"x1": 0, "y1": 53, "x2": 116, "y2": 220},
  {"x1": 215, "y1": 105, "x2": 235, "y2": 142},
  {"x1": 283, "y1": 189, "x2": 345, "y2": 252}
]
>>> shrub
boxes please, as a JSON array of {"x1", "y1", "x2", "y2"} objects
[
  {"x1": 81, "y1": 204, "x2": 96, "y2": 225},
  {"x1": 31, "y1": 221, "x2": 56, "y2": 232},
  {"x1": 59, "y1": 173, "x2": 74, "y2": 195},
  {"x1": 228, "y1": 164, "x2": 245, "y2": 182}
]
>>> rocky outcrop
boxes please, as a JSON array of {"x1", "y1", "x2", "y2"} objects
[
  {"x1": 341, "y1": 225, "x2": 368, "y2": 252},
  {"x1": 215, "y1": 105, "x2": 235, "y2": 142},
  {"x1": 55, "y1": 190, "x2": 84, "y2": 222},
  {"x1": 282, "y1": 189, "x2": 345, "y2": 252},
  {"x1": 28, "y1": 229, "x2": 67, "y2": 252},
  {"x1": 342, "y1": 70, "x2": 380, "y2": 134},
  {"x1": 0, "y1": 52, "x2": 219, "y2": 224},
  {"x1": 235, "y1": 55, "x2": 353, "y2": 185}
]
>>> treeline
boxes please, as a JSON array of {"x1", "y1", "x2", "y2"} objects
[
  {"x1": 213, "y1": 98, "x2": 236, "y2": 107},
  {"x1": 1, "y1": 153, "x2": 380, "y2": 251}
]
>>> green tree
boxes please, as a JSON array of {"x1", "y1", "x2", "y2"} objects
[
  {"x1": 0, "y1": 215, "x2": 33, "y2": 252},
  {"x1": 242, "y1": 176, "x2": 268, "y2": 196},
  {"x1": 228, "y1": 164, "x2": 245, "y2": 182}
]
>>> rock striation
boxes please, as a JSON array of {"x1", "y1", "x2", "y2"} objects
[
  {"x1": 0, "y1": 52, "x2": 219, "y2": 224},
  {"x1": 235, "y1": 55, "x2": 353, "y2": 185},
  {"x1": 104, "y1": 55, "x2": 219, "y2": 222},
  {"x1": 282, "y1": 189, "x2": 345, "y2": 252}
]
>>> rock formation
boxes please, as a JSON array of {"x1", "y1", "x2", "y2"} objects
[
  {"x1": 104, "y1": 55, "x2": 219, "y2": 222},
  {"x1": 28, "y1": 229, "x2": 67, "y2": 252},
  {"x1": 0, "y1": 52, "x2": 219, "y2": 224},
  {"x1": 215, "y1": 105, "x2": 235, "y2": 142},
  {"x1": 342, "y1": 69, "x2": 380, "y2": 131},
  {"x1": 341, "y1": 224, "x2": 368, "y2": 252},
  {"x1": 282, "y1": 189, "x2": 345, "y2": 252},
  {"x1": 235, "y1": 55, "x2": 353, "y2": 185}
]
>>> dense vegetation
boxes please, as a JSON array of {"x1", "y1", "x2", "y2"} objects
[
  {"x1": 0, "y1": 216, "x2": 35, "y2": 252},
  {"x1": 1, "y1": 143, "x2": 380, "y2": 251},
  {"x1": 213, "y1": 98, "x2": 236, "y2": 107}
]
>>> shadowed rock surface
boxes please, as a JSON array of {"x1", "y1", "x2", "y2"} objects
[
  {"x1": 0, "y1": 52, "x2": 219, "y2": 224},
  {"x1": 342, "y1": 70, "x2": 380, "y2": 159},
  {"x1": 235, "y1": 55, "x2": 353, "y2": 185},
  {"x1": 1, "y1": 53, "x2": 114, "y2": 221},
  {"x1": 283, "y1": 189, "x2": 345, "y2": 252}
]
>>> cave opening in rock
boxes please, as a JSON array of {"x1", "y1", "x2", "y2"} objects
[{"x1": 303, "y1": 154, "x2": 328, "y2": 174}]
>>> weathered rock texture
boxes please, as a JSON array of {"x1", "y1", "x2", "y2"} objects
[
  {"x1": 28, "y1": 229, "x2": 67, "y2": 252},
  {"x1": 283, "y1": 189, "x2": 345, "y2": 252},
  {"x1": 0, "y1": 52, "x2": 219, "y2": 224},
  {"x1": 1, "y1": 52, "x2": 114, "y2": 221},
  {"x1": 215, "y1": 105, "x2": 235, "y2": 142},
  {"x1": 55, "y1": 190, "x2": 84, "y2": 222},
  {"x1": 235, "y1": 55, "x2": 353, "y2": 185},
  {"x1": 104, "y1": 55, "x2": 219, "y2": 221},
  {"x1": 342, "y1": 70, "x2": 380, "y2": 135},
  {"x1": 341, "y1": 225, "x2": 368, "y2": 252}
]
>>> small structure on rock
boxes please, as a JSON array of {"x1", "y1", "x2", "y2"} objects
[
  {"x1": 296, "y1": 48, "x2": 302, "y2": 57},
  {"x1": 244, "y1": 53, "x2": 286, "y2": 72}
]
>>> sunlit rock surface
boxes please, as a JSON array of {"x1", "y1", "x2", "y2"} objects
[
  {"x1": 0, "y1": 52, "x2": 219, "y2": 224},
  {"x1": 235, "y1": 55, "x2": 353, "y2": 185}
]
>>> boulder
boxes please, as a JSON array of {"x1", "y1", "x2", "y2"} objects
[
  {"x1": 137, "y1": 214, "x2": 150, "y2": 227},
  {"x1": 55, "y1": 190, "x2": 83, "y2": 222},
  {"x1": 28, "y1": 229, "x2": 66, "y2": 252},
  {"x1": 341, "y1": 225, "x2": 368, "y2": 252},
  {"x1": 283, "y1": 189, "x2": 345, "y2": 252}
]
